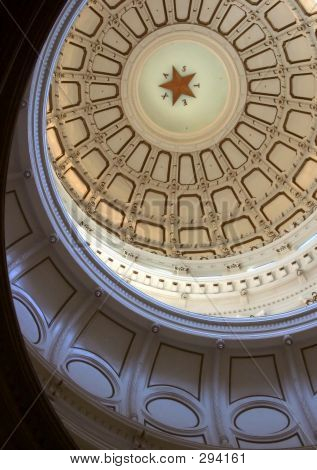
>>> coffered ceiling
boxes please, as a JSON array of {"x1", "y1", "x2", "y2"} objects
[{"x1": 47, "y1": 0, "x2": 317, "y2": 262}]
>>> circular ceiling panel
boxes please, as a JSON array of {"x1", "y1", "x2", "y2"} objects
[
  {"x1": 42, "y1": 0, "x2": 317, "y2": 316},
  {"x1": 47, "y1": 0, "x2": 317, "y2": 262},
  {"x1": 122, "y1": 25, "x2": 246, "y2": 151}
]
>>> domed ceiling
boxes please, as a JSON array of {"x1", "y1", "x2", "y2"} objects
[
  {"x1": 45, "y1": 0, "x2": 317, "y2": 315},
  {"x1": 8, "y1": 0, "x2": 317, "y2": 451}
]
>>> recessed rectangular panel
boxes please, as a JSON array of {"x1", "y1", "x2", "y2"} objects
[
  {"x1": 179, "y1": 155, "x2": 196, "y2": 184},
  {"x1": 242, "y1": 169, "x2": 272, "y2": 199},
  {"x1": 198, "y1": 0, "x2": 220, "y2": 24},
  {"x1": 149, "y1": 344, "x2": 203, "y2": 398},
  {"x1": 212, "y1": 187, "x2": 240, "y2": 215},
  {"x1": 267, "y1": 142, "x2": 297, "y2": 172},
  {"x1": 220, "y1": 139, "x2": 248, "y2": 167},
  {"x1": 96, "y1": 200, "x2": 124, "y2": 227},
  {"x1": 89, "y1": 83, "x2": 118, "y2": 102},
  {"x1": 64, "y1": 118, "x2": 89, "y2": 147},
  {"x1": 265, "y1": 2, "x2": 296, "y2": 31},
  {"x1": 107, "y1": 127, "x2": 134, "y2": 153},
  {"x1": 151, "y1": 152, "x2": 171, "y2": 182},
  {"x1": 74, "y1": 311, "x2": 135, "y2": 375},
  {"x1": 276, "y1": 210, "x2": 305, "y2": 233},
  {"x1": 283, "y1": 36, "x2": 312, "y2": 63},
  {"x1": 146, "y1": 0, "x2": 167, "y2": 26},
  {"x1": 142, "y1": 190, "x2": 167, "y2": 218},
  {"x1": 179, "y1": 195, "x2": 203, "y2": 220},
  {"x1": 302, "y1": 344, "x2": 317, "y2": 394},
  {"x1": 231, "y1": 236, "x2": 263, "y2": 253},
  {"x1": 179, "y1": 228, "x2": 211, "y2": 245},
  {"x1": 246, "y1": 103, "x2": 277, "y2": 124},
  {"x1": 249, "y1": 77, "x2": 281, "y2": 96},
  {"x1": 284, "y1": 110, "x2": 312, "y2": 139},
  {"x1": 5, "y1": 191, "x2": 32, "y2": 249},
  {"x1": 290, "y1": 74, "x2": 315, "y2": 100},
  {"x1": 297, "y1": 0, "x2": 317, "y2": 15},
  {"x1": 200, "y1": 150, "x2": 223, "y2": 180},
  {"x1": 234, "y1": 24, "x2": 265, "y2": 51},
  {"x1": 64, "y1": 168, "x2": 90, "y2": 200},
  {"x1": 75, "y1": 7, "x2": 102, "y2": 37},
  {"x1": 219, "y1": 5, "x2": 246, "y2": 34},
  {"x1": 94, "y1": 106, "x2": 122, "y2": 130},
  {"x1": 174, "y1": 0, "x2": 192, "y2": 21},
  {"x1": 81, "y1": 148, "x2": 108, "y2": 179},
  {"x1": 294, "y1": 159, "x2": 317, "y2": 191},
  {"x1": 47, "y1": 127, "x2": 65, "y2": 160},
  {"x1": 108, "y1": 174, "x2": 135, "y2": 202},
  {"x1": 230, "y1": 355, "x2": 284, "y2": 403},
  {"x1": 245, "y1": 49, "x2": 277, "y2": 71},
  {"x1": 103, "y1": 28, "x2": 131, "y2": 54},
  {"x1": 136, "y1": 222, "x2": 165, "y2": 244},
  {"x1": 122, "y1": 8, "x2": 147, "y2": 37},
  {"x1": 127, "y1": 142, "x2": 150, "y2": 172},
  {"x1": 14, "y1": 258, "x2": 75, "y2": 325},
  {"x1": 262, "y1": 193, "x2": 293, "y2": 221},
  {"x1": 92, "y1": 55, "x2": 121, "y2": 76},
  {"x1": 235, "y1": 123, "x2": 266, "y2": 149},
  {"x1": 223, "y1": 217, "x2": 255, "y2": 241},
  {"x1": 61, "y1": 42, "x2": 86, "y2": 70},
  {"x1": 59, "y1": 82, "x2": 80, "y2": 109}
]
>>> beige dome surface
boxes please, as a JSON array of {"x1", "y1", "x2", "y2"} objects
[{"x1": 47, "y1": 0, "x2": 317, "y2": 261}]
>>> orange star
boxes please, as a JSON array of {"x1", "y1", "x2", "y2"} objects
[{"x1": 159, "y1": 66, "x2": 196, "y2": 106}]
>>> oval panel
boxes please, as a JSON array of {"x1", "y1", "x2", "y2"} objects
[
  {"x1": 146, "y1": 398, "x2": 199, "y2": 429},
  {"x1": 14, "y1": 298, "x2": 41, "y2": 344},
  {"x1": 235, "y1": 407, "x2": 290, "y2": 435},
  {"x1": 67, "y1": 360, "x2": 114, "y2": 398}
]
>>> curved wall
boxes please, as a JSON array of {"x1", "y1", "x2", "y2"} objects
[
  {"x1": 6, "y1": 77, "x2": 317, "y2": 448},
  {"x1": 4, "y1": 0, "x2": 317, "y2": 450},
  {"x1": 42, "y1": 0, "x2": 317, "y2": 317}
]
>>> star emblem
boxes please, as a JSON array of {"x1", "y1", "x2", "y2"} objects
[{"x1": 159, "y1": 66, "x2": 196, "y2": 106}]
